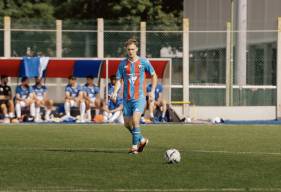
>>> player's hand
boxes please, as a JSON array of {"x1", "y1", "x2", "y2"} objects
[
  {"x1": 110, "y1": 92, "x2": 117, "y2": 100},
  {"x1": 148, "y1": 92, "x2": 155, "y2": 102}
]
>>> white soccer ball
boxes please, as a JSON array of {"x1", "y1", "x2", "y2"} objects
[{"x1": 164, "y1": 149, "x2": 181, "y2": 164}]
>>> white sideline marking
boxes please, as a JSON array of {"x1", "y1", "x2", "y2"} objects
[
  {"x1": 191, "y1": 150, "x2": 281, "y2": 156},
  {"x1": 1, "y1": 188, "x2": 281, "y2": 192}
]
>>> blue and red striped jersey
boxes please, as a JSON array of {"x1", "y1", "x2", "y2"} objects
[{"x1": 116, "y1": 57, "x2": 155, "y2": 101}]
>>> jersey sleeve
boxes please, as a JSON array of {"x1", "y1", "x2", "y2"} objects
[
  {"x1": 65, "y1": 85, "x2": 70, "y2": 93},
  {"x1": 43, "y1": 86, "x2": 48, "y2": 92},
  {"x1": 15, "y1": 86, "x2": 20, "y2": 94},
  {"x1": 28, "y1": 86, "x2": 34, "y2": 96},
  {"x1": 95, "y1": 86, "x2": 100, "y2": 94},
  {"x1": 143, "y1": 58, "x2": 155, "y2": 76},
  {"x1": 77, "y1": 84, "x2": 83, "y2": 93}
]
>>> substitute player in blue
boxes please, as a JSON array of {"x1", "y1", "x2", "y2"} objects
[
  {"x1": 112, "y1": 38, "x2": 157, "y2": 154},
  {"x1": 103, "y1": 75, "x2": 124, "y2": 123},
  {"x1": 32, "y1": 77, "x2": 53, "y2": 122},
  {"x1": 146, "y1": 82, "x2": 167, "y2": 122},
  {"x1": 64, "y1": 75, "x2": 86, "y2": 122},
  {"x1": 15, "y1": 77, "x2": 35, "y2": 120},
  {"x1": 82, "y1": 76, "x2": 102, "y2": 122}
]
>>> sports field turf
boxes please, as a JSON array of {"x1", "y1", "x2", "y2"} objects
[{"x1": 0, "y1": 124, "x2": 281, "y2": 192}]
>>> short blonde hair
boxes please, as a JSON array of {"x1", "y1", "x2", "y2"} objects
[{"x1": 125, "y1": 38, "x2": 138, "y2": 47}]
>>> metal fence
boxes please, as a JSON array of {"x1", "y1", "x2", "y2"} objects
[{"x1": 0, "y1": 17, "x2": 279, "y2": 107}]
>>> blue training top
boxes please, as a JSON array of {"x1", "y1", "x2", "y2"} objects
[{"x1": 146, "y1": 83, "x2": 163, "y2": 100}]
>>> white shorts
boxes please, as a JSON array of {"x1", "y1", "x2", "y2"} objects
[
  {"x1": 68, "y1": 100, "x2": 78, "y2": 107},
  {"x1": 18, "y1": 101, "x2": 27, "y2": 107},
  {"x1": 36, "y1": 96, "x2": 44, "y2": 101}
]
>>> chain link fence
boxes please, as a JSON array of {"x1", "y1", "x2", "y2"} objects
[{"x1": 0, "y1": 18, "x2": 278, "y2": 105}]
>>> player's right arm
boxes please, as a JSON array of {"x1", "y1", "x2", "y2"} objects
[{"x1": 111, "y1": 61, "x2": 123, "y2": 100}]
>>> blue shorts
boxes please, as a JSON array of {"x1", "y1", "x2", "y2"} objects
[{"x1": 123, "y1": 98, "x2": 146, "y2": 117}]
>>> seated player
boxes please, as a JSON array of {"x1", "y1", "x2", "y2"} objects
[
  {"x1": 82, "y1": 76, "x2": 102, "y2": 122},
  {"x1": 146, "y1": 82, "x2": 167, "y2": 122},
  {"x1": 32, "y1": 77, "x2": 53, "y2": 122},
  {"x1": 0, "y1": 76, "x2": 15, "y2": 123},
  {"x1": 64, "y1": 75, "x2": 86, "y2": 122},
  {"x1": 103, "y1": 75, "x2": 124, "y2": 124},
  {"x1": 15, "y1": 77, "x2": 35, "y2": 121}
]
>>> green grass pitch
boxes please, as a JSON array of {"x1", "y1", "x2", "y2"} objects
[{"x1": 0, "y1": 124, "x2": 281, "y2": 192}]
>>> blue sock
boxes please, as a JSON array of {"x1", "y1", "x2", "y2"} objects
[{"x1": 132, "y1": 127, "x2": 144, "y2": 145}]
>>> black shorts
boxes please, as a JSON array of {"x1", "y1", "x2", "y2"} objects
[{"x1": 0, "y1": 99, "x2": 9, "y2": 107}]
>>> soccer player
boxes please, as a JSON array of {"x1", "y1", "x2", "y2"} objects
[
  {"x1": 64, "y1": 75, "x2": 86, "y2": 122},
  {"x1": 103, "y1": 75, "x2": 124, "y2": 123},
  {"x1": 82, "y1": 76, "x2": 102, "y2": 122},
  {"x1": 32, "y1": 77, "x2": 53, "y2": 122},
  {"x1": 15, "y1": 77, "x2": 35, "y2": 120},
  {"x1": 0, "y1": 76, "x2": 15, "y2": 122},
  {"x1": 146, "y1": 82, "x2": 167, "y2": 122},
  {"x1": 112, "y1": 38, "x2": 157, "y2": 154}
]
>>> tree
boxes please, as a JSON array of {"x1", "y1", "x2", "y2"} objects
[
  {"x1": 53, "y1": 0, "x2": 182, "y2": 29},
  {"x1": 0, "y1": 0, "x2": 54, "y2": 20}
]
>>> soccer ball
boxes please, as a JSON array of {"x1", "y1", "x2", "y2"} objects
[{"x1": 164, "y1": 149, "x2": 181, "y2": 164}]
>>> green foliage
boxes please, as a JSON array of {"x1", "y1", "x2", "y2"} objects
[
  {"x1": 0, "y1": 0, "x2": 182, "y2": 26},
  {"x1": 0, "y1": 0, "x2": 54, "y2": 20}
]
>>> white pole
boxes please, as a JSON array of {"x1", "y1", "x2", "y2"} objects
[
  {"x1": 97, "y1": 18, "x2": 104, "y2": 58},
  {"x1": 276, "y1": 17, "x2": 281, "y2": 119},
  {"x1": 226, "y1": 22, "x2": 232, "y2": 106},
  {"x1": 4, "y1": 16, "x2": 11, "y2": 58},
  {"x1": 183, "y1": 18, "x2": 190, "y2": 118},
  {"x1": 105, "y1": 59, "x2": 109, "y2": 103},
  {"x1": 169, "y1": 59, "x2": 172, "y2": 103},
  {"x1": 56, "y1": 20, "x2": 63, "y2": 102},
  {"x1": 56, "y1": 20, "x2": 62, "y2": 58},
  {"x1": 236, "y1": 0, "x2": 247, "y2": 86},
  {"x1": 140, "y1": 21, "x2": 146, "y2": 57}
]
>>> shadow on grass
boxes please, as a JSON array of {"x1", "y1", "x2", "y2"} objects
[{"x1": 44, "y1": 148, "x2": 126, "y2": 154}]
